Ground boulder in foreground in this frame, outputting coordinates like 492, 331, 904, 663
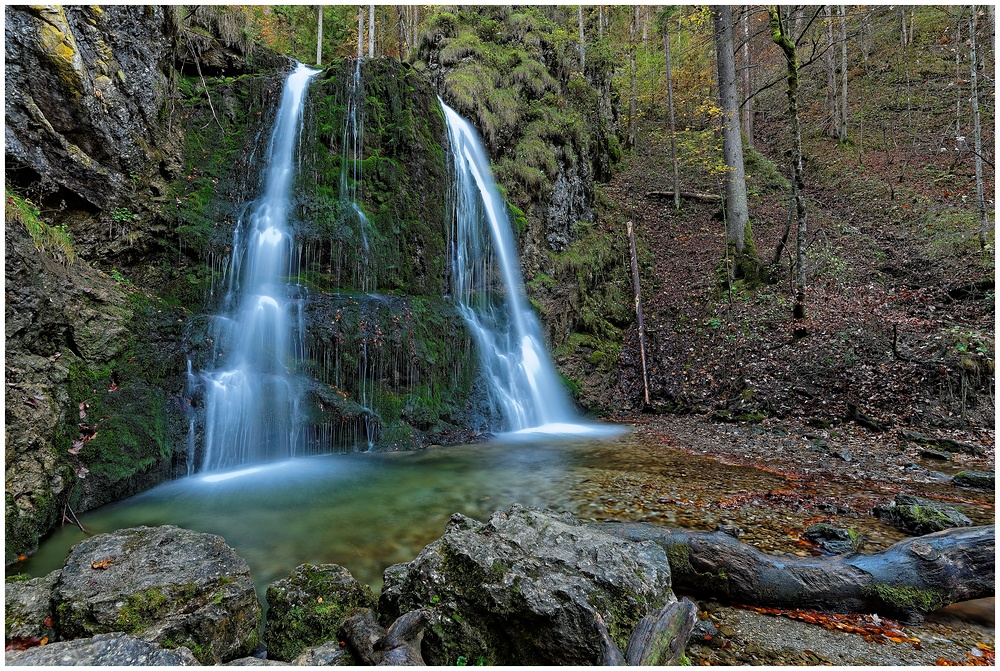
379, 504, 675, 665
51, 525, 260, 664
4, 632, 198, 666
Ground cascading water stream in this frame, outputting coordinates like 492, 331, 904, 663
441, 101, 581, 433
198, 63, 319, 472
341, 58, 373, 290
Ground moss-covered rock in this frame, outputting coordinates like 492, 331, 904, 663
5, 570, 60, 641
298, 58, 450, 297
52, 525, 261, 665
379, 504, 674, 665
803, 523, 863, 555
300, 292, 481, 452
873, 494, 973, 536
263, 563, 376, 662
952, 470, 995, 490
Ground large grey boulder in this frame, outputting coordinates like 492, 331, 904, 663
379, 504, 674, 665
4, 632, 198, 666
263, 563, 375, 662
5, 570, 60, 641
51, 526, 260, 664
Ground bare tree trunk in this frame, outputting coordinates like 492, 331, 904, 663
770, 6, 808, 324
316, 6, 323, 66
714, 5, 755, 277
899, 6, 907, 48
598, 5, 604, 39
956, 17, 963, 138
627, 221, 651, 407
358, 7, 364, 60
598, 523, 996, 621
970, 6, 988, 249
368, 4, 375, 58
578, 5, 586, 74
825, 6, 839, 137
839, 5, 848, 142
396, 6, 405, 61
628, 6, 638, 149
663, 13, 681, 211
740, 6, 753, 146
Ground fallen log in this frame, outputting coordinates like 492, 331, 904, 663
596, 523, 994, 623
645, 189, 722, 203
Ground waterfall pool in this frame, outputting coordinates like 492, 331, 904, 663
7, 427, 732, 596
12, 425, 992, 603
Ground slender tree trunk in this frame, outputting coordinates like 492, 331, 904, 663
368, 4, 375, 58
396, 6, 405, 61
714, 5, 755, 276
578, 5, 586, 74
316, 6, 323, 66
627, 221, 651, 407
839, 5, 848, 142
956, 17, 963, 138
663, 14, 681, 211
770, 6, 808, 324
358, 7, 364, 60
741, 6, 753, 147
825, 7, 839, 138
598, 5, 604, 39
628, 6, 638, 149
413, 6, 419, 50
969, 6, 988, 249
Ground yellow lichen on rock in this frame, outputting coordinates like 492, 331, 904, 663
33, 6, 86, 98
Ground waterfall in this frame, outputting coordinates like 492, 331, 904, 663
340, 58, 373, 291
441, 101, 579, 433
198, 63, 319, 471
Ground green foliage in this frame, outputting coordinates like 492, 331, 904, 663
111, 207, 137, 224
6, 190, 75, 265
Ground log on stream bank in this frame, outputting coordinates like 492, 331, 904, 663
599, 523, 995, 622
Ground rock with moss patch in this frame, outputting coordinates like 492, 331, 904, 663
51, 525, 260, 664
291, 641, 353, 666
379, 504, 674, 665
873, 494, 973, 535
263, 564, 375, 662
5, 570, 60, 641
952, 470, 994, 490
803, 523, 863, 555
4, 632, 198, 666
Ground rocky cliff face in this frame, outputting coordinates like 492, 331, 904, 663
5, 6, 175, 210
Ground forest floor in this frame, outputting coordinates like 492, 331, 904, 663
596, 118, 995, 664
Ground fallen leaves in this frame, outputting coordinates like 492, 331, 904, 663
936, 643, 996, 666
5, 636, 48, 651
739, 605, 922, 648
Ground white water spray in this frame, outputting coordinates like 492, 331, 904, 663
442, 101, 582, 433
198, 63, 319, 471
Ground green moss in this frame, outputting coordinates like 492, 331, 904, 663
864, 583, 947, 613
263, 564, 377, 662
115, 587, 170, 633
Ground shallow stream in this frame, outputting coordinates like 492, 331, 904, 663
12, 427, 994, 603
